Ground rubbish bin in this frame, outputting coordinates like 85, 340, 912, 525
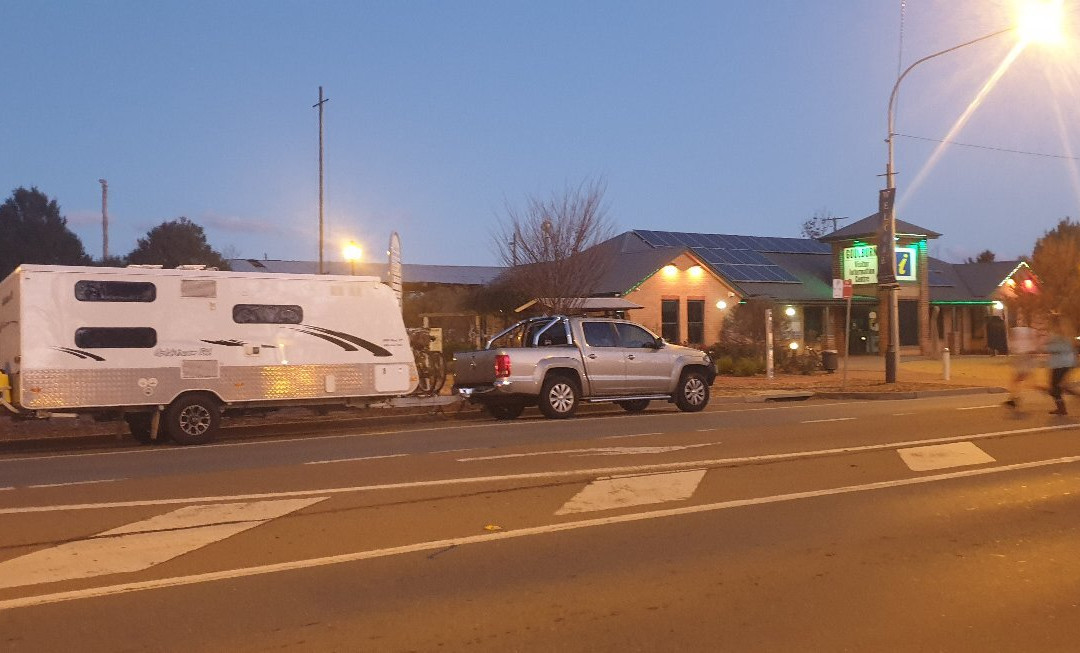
821, 349, 838, 372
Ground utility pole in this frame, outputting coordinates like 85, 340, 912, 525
98, 179, 109, 261
313, 86, 329, 274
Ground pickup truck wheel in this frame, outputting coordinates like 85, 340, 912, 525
674, 371, 709, 412
487, 403, 524, 420
618, 399, 650, 413
539, 375, 579, 419
165, 393, 221, 445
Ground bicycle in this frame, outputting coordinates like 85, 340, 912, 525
407, 328, 446, 396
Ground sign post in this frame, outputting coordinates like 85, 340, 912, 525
834, 279, 853, 388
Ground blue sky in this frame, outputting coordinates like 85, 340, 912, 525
3, 1, 1078, 267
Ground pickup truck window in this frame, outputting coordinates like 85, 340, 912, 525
534, 321, 568, 346
615, 323, 657, 348
490, 323, 526, 348
582, 322, 618, 347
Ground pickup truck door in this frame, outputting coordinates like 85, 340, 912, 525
615, 323, 672, 393
579, 321, 625, 395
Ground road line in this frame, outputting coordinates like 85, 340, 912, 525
26, 479, 125, 489
458, 443, 719, 461
305, 454, 408, 465
4, 455, 1079, 611
0, 497, 326, 590
801, 418, 855, 424
892, 412, 915, 416
600, 432, 662, 440
957, 405, 997, 411
556, 469, 706, 515
2, 423, 1075, 516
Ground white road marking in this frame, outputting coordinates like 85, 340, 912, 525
4, 455, 1080, 612
957, 405, 997, 411
305, 454, 408, 465
801, 418, 855, 424
26, 479, 124, 489
0, 497, 326, 590
3, 423, 1075, 516
898, 442, 996, 471
600, 432, 662, 440
892, 412, 915, 416
556, 469, 706, 515
458, 443, 719, 461
0, 487, 13, 492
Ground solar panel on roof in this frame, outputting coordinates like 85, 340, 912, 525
658, 231, 683, 247
753, 237, 780, 252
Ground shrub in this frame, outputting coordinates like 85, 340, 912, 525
732, 357, 762, 376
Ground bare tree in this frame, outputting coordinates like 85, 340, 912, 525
494, 178, 614, 315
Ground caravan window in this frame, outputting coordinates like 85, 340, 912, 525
75, 327, 157, 348
233, 304, 303, 324
75, 280, 156, 302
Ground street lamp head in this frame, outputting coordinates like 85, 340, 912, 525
343, 241, 362, 263
1017, 0, 1066, 45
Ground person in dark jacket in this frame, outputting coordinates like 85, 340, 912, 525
1045, 317, 1078, 415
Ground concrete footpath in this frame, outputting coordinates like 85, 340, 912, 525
0, 355, 1020, 451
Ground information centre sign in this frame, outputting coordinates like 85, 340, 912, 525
842, 245, 916, 284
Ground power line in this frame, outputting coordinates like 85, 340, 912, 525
895, 133, 1080, 161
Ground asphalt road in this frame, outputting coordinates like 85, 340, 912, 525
4, 393, 1080, 651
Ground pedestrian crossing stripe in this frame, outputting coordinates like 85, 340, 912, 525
897, 441, 995, 472
0, 497, 327, 590
556, 469, 706, 515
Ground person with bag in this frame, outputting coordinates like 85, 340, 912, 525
1004, 322, 1039, 411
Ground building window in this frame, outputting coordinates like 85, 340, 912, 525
75, 280, 156, 303
75, 327, 157, 349
232, 304, 303, 324
661, 299, 680, 343
686, 300, 705, 345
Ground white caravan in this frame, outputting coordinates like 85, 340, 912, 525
0, 265, 422, 444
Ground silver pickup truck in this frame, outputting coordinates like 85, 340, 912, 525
452, 315, 716, 419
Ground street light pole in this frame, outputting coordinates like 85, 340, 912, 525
97, 179, 108, 262
882, 27, 1012, 382
313, 86, 330, 275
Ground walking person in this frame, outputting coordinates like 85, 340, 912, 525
1045, 317, 1078, 415
1004, 322, 1039, 411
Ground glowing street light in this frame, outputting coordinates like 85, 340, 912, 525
343, 241, 362, 276
1018, 0, 1066, 45
880, 5, 1064, 383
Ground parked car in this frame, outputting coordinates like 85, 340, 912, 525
452, 315, 716, 420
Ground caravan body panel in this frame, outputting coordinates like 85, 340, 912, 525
3, 265, 418, 411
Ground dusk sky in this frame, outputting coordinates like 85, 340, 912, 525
3, 1, 1079, 267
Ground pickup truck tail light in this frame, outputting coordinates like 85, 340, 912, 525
494, 354, 511, 378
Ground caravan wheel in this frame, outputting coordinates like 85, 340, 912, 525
165, 394, 221, 445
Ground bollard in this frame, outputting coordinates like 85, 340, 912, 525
942, 347, 950, 381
